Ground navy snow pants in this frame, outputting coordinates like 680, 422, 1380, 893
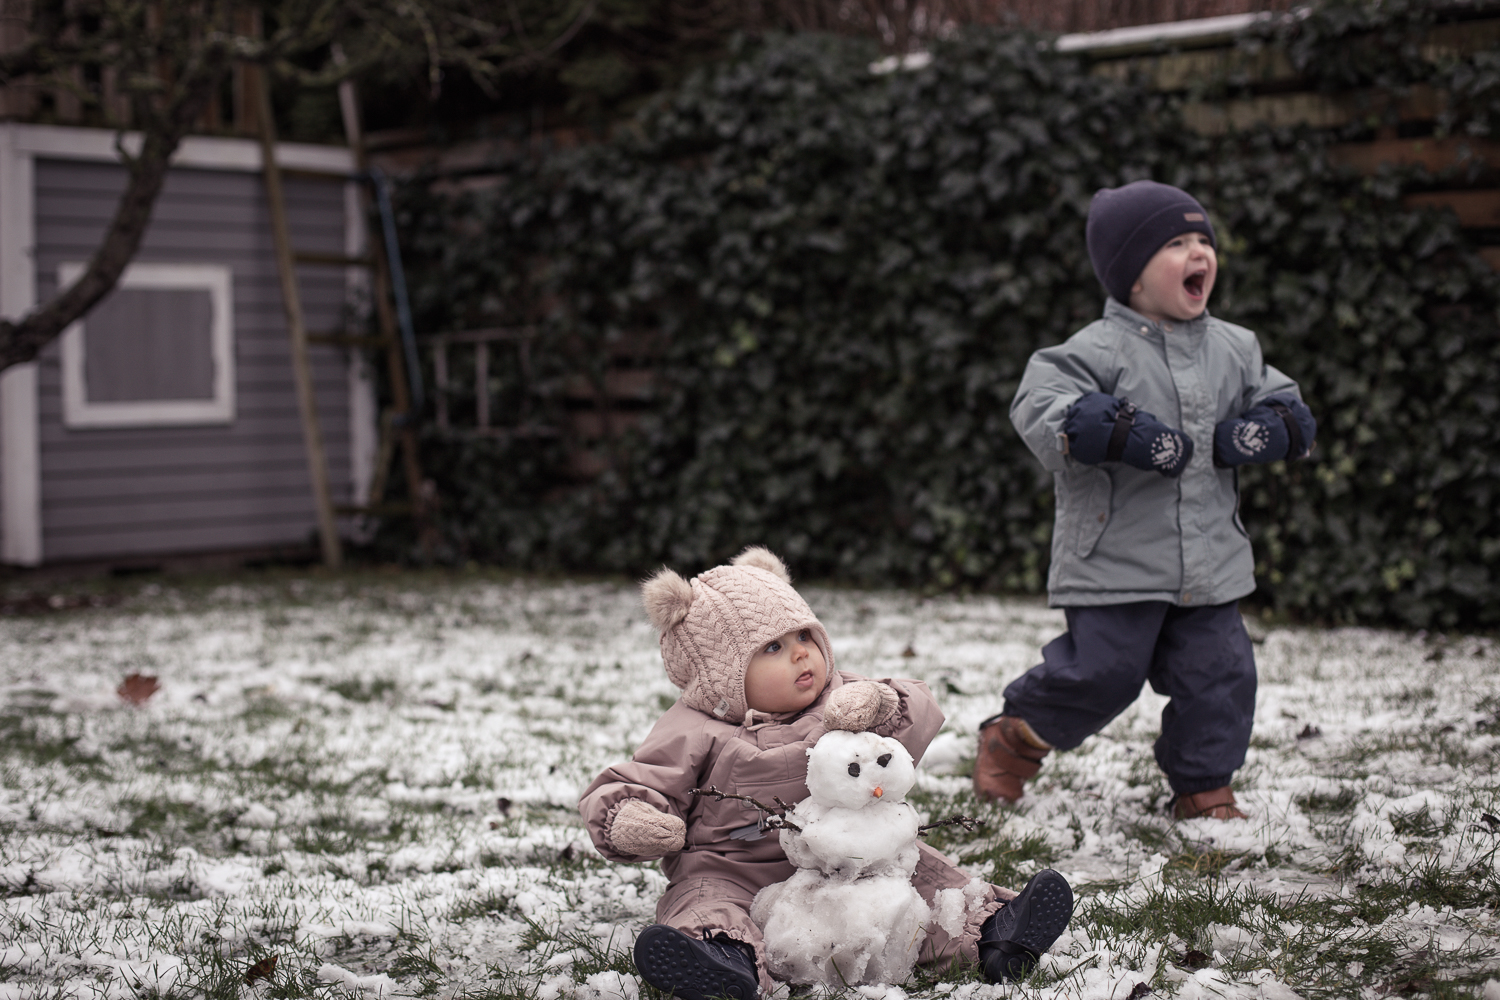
1000, 601, 1256, 796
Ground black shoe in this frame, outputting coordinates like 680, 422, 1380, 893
633, 924, 759, 1000
978, 869, 1074, 983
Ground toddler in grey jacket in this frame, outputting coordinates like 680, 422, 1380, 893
975, 181, 1316, 820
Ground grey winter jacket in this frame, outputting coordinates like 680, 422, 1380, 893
1010, 298, 1302, 608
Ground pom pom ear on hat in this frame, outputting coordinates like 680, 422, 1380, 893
642, 567, 694, 632
731, 545, 792, 583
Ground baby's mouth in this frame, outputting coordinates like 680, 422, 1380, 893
1184, 271, 1206, 297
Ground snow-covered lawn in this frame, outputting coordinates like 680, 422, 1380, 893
1, 573, 1498, 1000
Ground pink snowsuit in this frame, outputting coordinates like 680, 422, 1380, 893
579, 669, 1012, 992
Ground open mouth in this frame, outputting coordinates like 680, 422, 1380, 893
795, 671, 815, 688
1184, 271, 1206, 298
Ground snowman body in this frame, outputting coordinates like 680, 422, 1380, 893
750, 730, 930, 987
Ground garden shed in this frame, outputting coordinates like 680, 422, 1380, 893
0, 122, 375, 568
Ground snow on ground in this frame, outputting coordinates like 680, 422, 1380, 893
0, 574, 1498, 999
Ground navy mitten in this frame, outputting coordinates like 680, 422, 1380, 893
1064, 392, 1194, 477
1213, 394, 1317, 466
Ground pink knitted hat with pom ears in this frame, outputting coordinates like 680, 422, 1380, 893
641, 546, 834, 725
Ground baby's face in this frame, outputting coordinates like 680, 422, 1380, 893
744, 628, 827, 714
1129, 231, 1217, 323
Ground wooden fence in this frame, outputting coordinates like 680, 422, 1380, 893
1075, 11, 1500, 264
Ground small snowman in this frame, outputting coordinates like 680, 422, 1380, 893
750, 729, 931, 987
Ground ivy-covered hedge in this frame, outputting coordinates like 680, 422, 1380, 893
394, 2, 1500, 629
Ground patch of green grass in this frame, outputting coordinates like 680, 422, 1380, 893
243, 755, 383, 800
124, 795, 220, 838
1081, 876, 1255, 946
1165, 848, 1251, 879
111, 732, 219, 777
1120, 820, 1175, 853
389, 946, 443, 995
957, 831, 1059, 887
1123, 751, 1166, 790
240, 694, 297, 728
1296, 786, 1359, 813
566, 929, 637, 982
1369, 855, 1500, 913
1070, 868, 1500, 1000
324, 677, 398, 703
517, 917, 550, 953
448, 891, 511, 922
291, 823, 361, 856
1330, 730, 1494, 771
1388, 805, 1442, 838
0, 712, 105, 772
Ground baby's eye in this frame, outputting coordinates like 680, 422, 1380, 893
798, 630, 811, 641
764, 641, 782, 654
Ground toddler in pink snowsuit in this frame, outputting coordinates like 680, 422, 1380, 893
579, 546, 1073, 998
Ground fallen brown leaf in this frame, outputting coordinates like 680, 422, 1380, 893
117, 674, 160, 706
244, 954, 277, 984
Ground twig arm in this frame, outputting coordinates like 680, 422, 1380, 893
917, 815, 985, 836
690, 785, 785, 816
690, 786, 802, 832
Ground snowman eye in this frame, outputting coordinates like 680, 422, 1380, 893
877, 754, 892, 767
847, 762, 860, 777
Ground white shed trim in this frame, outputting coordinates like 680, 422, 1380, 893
57, 261, 236, 428
1056, 12, 1278, 55
13, 123, 355, 175
0, 125, 40, 566
345, 180, 378, 511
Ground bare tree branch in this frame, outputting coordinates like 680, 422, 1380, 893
0, 2, 234, 369
0, 0, 604, 374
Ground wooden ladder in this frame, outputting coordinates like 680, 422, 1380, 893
254, 67, 435, 567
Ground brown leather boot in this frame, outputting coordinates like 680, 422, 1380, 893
973, 716, 1050, 803
1171, 786, 1247, 820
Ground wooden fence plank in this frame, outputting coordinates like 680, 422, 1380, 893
1329, 137, 1500, 174
1403, 190, 1500, 228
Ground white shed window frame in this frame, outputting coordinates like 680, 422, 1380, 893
58, 261, 235, 428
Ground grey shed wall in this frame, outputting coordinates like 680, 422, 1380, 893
33, 158, 354, 561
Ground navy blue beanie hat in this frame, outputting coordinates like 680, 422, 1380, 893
1086, 180, 1216, 304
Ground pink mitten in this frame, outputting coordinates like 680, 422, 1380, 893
609, 799, 686, 857
822, 680, 900, 732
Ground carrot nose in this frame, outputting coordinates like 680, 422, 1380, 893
872, 787, 883, 798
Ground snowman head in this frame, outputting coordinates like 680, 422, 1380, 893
805, 729, 916, 810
